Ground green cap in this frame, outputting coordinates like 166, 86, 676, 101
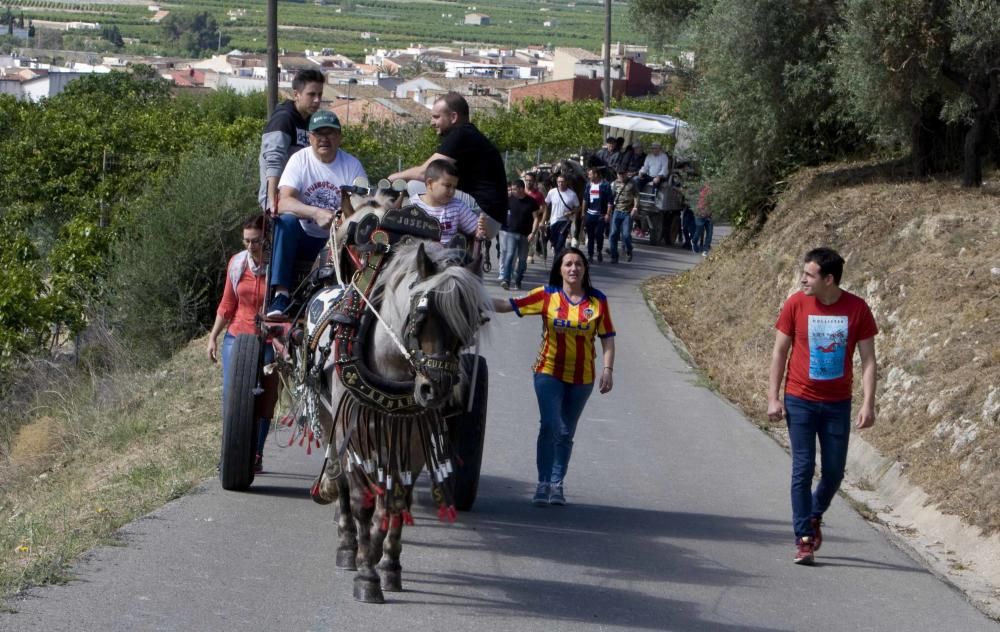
309, 110, 342, 131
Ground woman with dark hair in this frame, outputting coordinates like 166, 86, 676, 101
207, 215, 278, 473
493, 247, 616, 505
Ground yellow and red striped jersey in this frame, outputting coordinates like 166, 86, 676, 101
510, 285, 616, 384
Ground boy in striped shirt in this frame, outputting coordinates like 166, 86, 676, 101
411, 159, 485, 246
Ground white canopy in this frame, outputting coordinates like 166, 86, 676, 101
598, 108, 696, 160
598, 109, 689, 135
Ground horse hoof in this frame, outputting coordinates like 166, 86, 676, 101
336, 549, 358, 570
353, 580, 385, 604
310, 479, 335, 505
380, 570, 402, 592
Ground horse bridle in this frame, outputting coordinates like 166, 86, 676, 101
402, 290, 461, 391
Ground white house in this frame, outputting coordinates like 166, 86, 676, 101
464, 13, 490, 26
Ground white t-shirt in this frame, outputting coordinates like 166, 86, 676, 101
411, 195, 480, 246
278, 147, 367, 238
544, 187, 579, 225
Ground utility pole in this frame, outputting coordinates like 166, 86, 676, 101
602, 0, 611, 112
266, 0, 278, 116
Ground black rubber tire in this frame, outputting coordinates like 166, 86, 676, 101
648, 213, 664, 246
220, 334, 261, 491
448, 354, 488, 511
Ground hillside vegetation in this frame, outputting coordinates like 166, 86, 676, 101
646, 161, 1000, 534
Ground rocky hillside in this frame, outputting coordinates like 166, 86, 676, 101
645, 161, 1000, 534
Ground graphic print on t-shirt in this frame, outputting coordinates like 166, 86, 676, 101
808, 315, 847, 380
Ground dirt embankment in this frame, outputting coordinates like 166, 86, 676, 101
645, 161, 1000, 534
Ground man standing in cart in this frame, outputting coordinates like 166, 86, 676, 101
389, 92, 508, 228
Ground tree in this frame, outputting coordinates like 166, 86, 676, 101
836, 0, 1000, 187
683, 0, 858, 223
161, 11, 229, 57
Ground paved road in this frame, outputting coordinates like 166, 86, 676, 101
6, 232, 997, 631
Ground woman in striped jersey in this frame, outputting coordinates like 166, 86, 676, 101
493, 247, 616, 506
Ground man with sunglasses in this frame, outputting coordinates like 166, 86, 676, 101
266, 111, 367, 318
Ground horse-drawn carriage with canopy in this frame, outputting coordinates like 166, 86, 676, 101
218, 178, 491, 602
598, 108, 697, 247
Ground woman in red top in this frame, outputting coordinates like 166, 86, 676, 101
494, 247, 616, 506
207, 215, 277, 472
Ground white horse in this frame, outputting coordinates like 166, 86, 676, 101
308, 233, 489, 603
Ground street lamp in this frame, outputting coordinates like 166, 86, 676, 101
345, 78, 358, 126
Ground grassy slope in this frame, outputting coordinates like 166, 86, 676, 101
645, 161, 1000, 534
0, 336, 221, 602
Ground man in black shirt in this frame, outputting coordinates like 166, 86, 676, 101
389, 92, 508, 226
499, 179, 540, 291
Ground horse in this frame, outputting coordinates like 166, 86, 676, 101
307, 233, 490, 604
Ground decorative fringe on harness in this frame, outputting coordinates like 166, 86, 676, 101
329, 391, 458, 525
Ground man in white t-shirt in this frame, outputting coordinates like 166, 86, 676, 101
543, 175, 580, 255
636, 142, 669, 190
267, 110, 367, 318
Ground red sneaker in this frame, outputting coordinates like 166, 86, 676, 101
794, 537, 815, 565
810, 517, 823, 552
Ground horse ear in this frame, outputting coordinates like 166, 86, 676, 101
465, 253, 483, 278
416, 242, 437, 280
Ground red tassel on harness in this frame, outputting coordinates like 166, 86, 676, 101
380, 515, 389, 532
402, 510, 415, 526
390, 514, 402, 530
454, 454, 465, 467
310, 479, 322, 499
361, 488, 376, 509
279, 414, 294, 427
305, 430, 313, 455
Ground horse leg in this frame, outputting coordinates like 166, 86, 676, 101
352, 486, 385, 604
377, 487, 411, 592
335, 475, 357, 570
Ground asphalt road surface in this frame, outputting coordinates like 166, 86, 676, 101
6, 231, 997, 631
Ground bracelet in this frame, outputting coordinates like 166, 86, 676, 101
603, 367, 613, 372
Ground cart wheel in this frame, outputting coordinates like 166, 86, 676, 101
448, 354, 488, 511
220, 334, 261, 491
648, 213, 664, 246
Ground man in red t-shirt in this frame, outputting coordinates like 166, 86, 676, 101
767, 247, 878, 565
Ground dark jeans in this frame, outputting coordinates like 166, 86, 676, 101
270, 213, 327, 290
694, 216, 713, 252
584, 213, 605, 259
785, 394, 852, 538
549, 219, 571, 255
533, 372, 594, 485
608, 211, 633, 260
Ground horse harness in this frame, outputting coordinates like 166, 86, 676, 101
305, 205, 465, 521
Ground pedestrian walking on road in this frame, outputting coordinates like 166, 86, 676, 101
207, 215, 279, 473
493, 247, 616, 506
767, 247, 878, 565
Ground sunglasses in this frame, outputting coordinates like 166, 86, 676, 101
243, 238, 264, 245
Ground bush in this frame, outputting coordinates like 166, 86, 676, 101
109, 146, 258, 363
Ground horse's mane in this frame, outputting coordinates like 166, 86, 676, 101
370, 239, 488, 348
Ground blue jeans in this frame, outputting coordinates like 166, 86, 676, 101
533, 372, 594, 485
785, 394, 852, 538
270, 213, 327, 290
584, 213, 605, 259
501, 231, 529, 285
222, 333, 275, 455
608, 211, 633, 260
694, 216, 713, 252
549, 220, 571, 255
